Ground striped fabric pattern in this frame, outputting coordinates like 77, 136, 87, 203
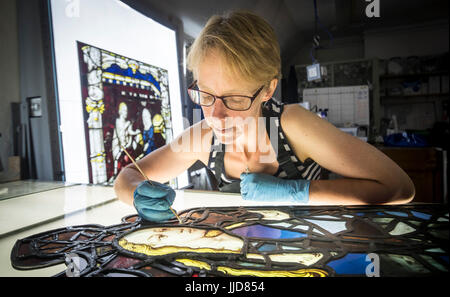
268, 99, 322, 182
208, 98, 322, 185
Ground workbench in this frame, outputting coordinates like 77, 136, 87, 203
2, 184, 448, 277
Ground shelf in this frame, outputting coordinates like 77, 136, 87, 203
380, 71, 449, 80
381, 93, 449, 99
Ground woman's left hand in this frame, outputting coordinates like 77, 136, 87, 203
240, 173, 310, 203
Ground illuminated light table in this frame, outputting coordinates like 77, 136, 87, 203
10, 189, 449, 277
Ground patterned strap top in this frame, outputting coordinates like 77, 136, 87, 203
207, 98, 322, 193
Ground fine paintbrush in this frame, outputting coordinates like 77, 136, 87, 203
243, 146, 250, 174
120, 146, 183, 224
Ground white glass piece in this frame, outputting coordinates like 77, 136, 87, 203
292, 225, 309, 231
267, 222, 293, 229
304, 219, 347, 234
373, 218, 395, 223
425, 248, 446, 253
389, 222, 415, 235
281, 245, 302, 251
313, 228, 325, 235
247, 210, 290, 221
311, 215, 338, 219
121, 227, 244, 253
247, 253, 323, 266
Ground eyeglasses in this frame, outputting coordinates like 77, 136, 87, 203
187, 80, 264, 111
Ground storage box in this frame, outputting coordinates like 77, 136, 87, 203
0, 156, 21, 183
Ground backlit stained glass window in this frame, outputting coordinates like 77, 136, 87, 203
77, 42, 173, 185
11, 204, 449, 277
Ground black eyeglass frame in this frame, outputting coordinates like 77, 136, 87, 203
187, 80, 265, 111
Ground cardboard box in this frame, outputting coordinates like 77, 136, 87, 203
0, 156, 21, 183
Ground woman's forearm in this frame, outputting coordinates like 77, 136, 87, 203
308, 178, 415, 205
113, 166, 146, 206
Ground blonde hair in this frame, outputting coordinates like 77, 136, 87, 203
186, 11, 281, 85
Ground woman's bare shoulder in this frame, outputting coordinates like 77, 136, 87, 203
281, 103, 312, 121
279, 103, 339, 162
280, 103, 332, 135
278, 104, 312, 161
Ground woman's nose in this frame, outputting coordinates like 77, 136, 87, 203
211, 98, 229, 120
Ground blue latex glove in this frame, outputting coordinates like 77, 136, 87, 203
240, 173, 310, 203
133, 180, 176, 222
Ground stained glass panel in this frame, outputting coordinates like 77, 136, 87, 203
77, 42, 172, 184
10, 205, 449, 277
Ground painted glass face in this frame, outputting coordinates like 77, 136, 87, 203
119, 227, 244, 256
11, 205, 449, 277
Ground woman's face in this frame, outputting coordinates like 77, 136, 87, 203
196, 50, 272, 145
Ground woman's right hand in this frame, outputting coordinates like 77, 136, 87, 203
133, 180, 176, 222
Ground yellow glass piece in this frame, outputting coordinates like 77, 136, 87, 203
136, 133, 143, 146
85, 102, 105, 114
119, 239, 241, 257
90, 158, 105, 163
224, 222, 246, 230
175, 258, 328, 277
153, 114, 164, 129
204, 230, 223, 237
175, 259, 211, 271
217, 266, 328, 277
246, 253, 264, 260
175, 257, 328, 276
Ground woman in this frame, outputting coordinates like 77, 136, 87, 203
114, 11, 415, 222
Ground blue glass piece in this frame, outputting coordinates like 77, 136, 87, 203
411, 211, 432, 220
281, 245, 302, 251
230, 224, 307, 239
258, 244, 277, 252
440, 256, 449, 264
384, 211, 408, 217
327, 253, 369, 275
356, 213, 365, 216
236, 261, 266, 268
104, 64, 161, 91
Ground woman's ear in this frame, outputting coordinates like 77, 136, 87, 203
261, 78, 278, 102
